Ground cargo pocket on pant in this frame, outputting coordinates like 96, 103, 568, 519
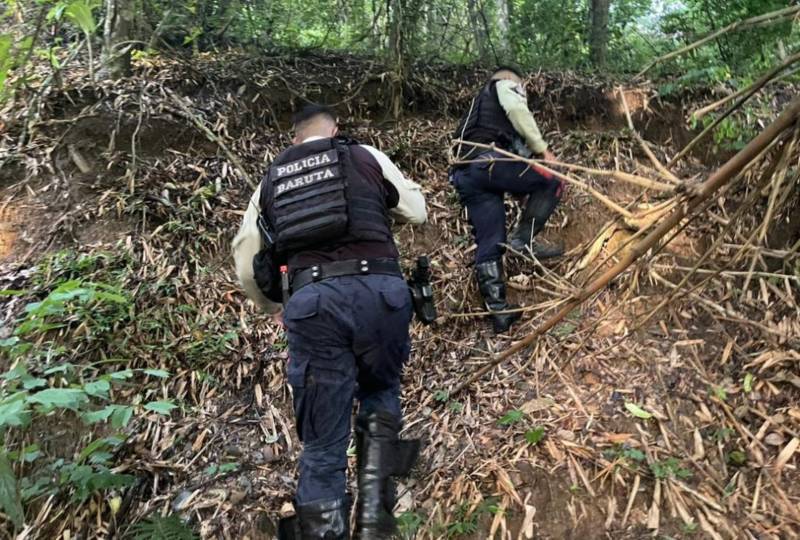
380, 287, 410, 311
286, 291, 320, 321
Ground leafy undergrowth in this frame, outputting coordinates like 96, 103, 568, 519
1, 52, 799, 539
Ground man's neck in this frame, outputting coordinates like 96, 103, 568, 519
299, 135, 327, 143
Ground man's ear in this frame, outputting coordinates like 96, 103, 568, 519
291, 134, 300, 144
332, 126, 339, 138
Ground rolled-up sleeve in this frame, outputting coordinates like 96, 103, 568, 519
496, 79, 548, 155
231, 186, 281, 314
360, 144, 427, 224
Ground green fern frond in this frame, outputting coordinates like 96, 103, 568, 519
128, 514, 198, 540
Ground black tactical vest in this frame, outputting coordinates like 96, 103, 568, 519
453, 80, 518, 162
260, 137, 394, 259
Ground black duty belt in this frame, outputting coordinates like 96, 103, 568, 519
291, 258, 402, 293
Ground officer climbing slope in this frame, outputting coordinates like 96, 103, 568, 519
232, 104, 427, 539
450, 65, 565, 334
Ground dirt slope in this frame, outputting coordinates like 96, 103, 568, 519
1, 52, 799, 539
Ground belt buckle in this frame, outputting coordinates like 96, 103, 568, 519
311, 265, 322, 281
359, 260, 369, 274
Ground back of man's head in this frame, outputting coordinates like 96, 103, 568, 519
490, 65, 524, 84
292, 104, 338, 144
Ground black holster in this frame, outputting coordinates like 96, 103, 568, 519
355, 411, 420, 539
408, 255, 437, 325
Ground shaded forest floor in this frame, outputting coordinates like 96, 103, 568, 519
1, 52, 799, 539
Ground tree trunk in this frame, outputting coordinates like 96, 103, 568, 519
102, 0, 134, 79
495, 0, 510, 55
589, 0, 610, 68
467, 0, 488, 61
388, 0, 405, 119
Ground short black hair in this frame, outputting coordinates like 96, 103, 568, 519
492, 64, 524, 79
292, 104, 337, 131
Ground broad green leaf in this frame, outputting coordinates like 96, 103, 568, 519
143, 369, 170, 379
8, 444, 41, 463
624, 402, 652, 420
78, 438, 110, 464
0, 451, 23, 528
110, 405, 133, 429
82, 406, 114, 424
29, 388, 88, 410
0, 336, 20, 348
144, 400, 177, 415
109, 369, 134, 380
0, 399, 31, 428
84, 380, 110, 398
64, 0, 99, 35
44, 363, 74, 375
22, 377, 47, 390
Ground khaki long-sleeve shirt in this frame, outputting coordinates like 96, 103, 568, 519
231, 137, 427, 313
495, 79, 549, 155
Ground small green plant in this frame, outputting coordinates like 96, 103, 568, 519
727, 450, 747, 466
446, 502, 480, 537
710, 386, 727, 402
498, 409, 524, 426
553, 321, 576, 337
682, 521, 698, 534
447, 400, 463, 413
205, 462, 240, 475
712, 427, 734, 442
524, 427, 545, 445
650, 458, 692, 480
128, 514, 198, 540
397, 511, 425, 540
433, 390, 449, 402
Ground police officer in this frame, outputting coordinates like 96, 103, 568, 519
450, 65, 564, 334
232, 105, 427, 539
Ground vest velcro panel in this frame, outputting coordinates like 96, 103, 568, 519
271, 142, 348, 252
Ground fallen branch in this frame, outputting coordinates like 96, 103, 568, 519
618, 87, 681, 184
447, 95, 800, 398
636, 5, 800, 77
164, 88, 258, 190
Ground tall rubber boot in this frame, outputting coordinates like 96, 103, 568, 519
355, 411, 420, 540
277, 497, 351, 540
476, 259, 521, 334
509, 193, 564, 259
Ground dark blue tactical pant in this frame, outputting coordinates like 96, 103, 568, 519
284, 274, 413, 505
451, 151, 564, 264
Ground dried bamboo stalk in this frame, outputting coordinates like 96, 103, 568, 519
618, 87, 681, 184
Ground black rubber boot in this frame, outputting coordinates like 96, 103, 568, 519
476, 259, 522, 334
278, 497, 351, 540
509, 194, 564, 259
355, 411, 420, 540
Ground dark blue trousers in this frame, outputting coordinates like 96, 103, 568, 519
451, 151, 563, 264
284, 274, 413, 505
